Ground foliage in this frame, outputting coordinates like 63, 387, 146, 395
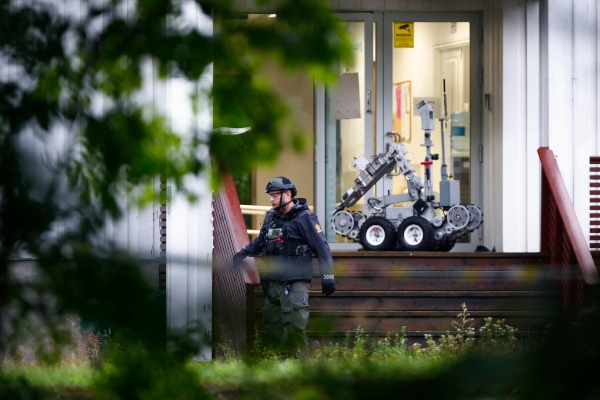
3, 294, 600, 399
0, 0, 352, 398
1, 0, 599, 398
243, 304, 520, 364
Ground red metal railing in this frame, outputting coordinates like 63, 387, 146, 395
538, 148, 599, 312
212, 173, 260, 355
591, 156, 600, 252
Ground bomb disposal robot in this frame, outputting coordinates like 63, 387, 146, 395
330, 96, 483, 252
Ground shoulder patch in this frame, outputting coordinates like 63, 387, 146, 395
315, 224, 323, 233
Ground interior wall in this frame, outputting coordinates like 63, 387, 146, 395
339, 21, 367, 208
392, 22, 440, 166
391, 22, 470, 201
251, 62, 315, 229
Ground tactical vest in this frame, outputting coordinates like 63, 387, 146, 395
261, 212, 312, 262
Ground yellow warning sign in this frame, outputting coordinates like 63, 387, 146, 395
394, 22, 414, 48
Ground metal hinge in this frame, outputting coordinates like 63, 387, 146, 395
478, 144, 483, 163
478, 67, 483, 85
478, 25, 483, 44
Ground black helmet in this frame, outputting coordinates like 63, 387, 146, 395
265, 176, 297, 197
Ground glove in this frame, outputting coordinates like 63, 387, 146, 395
322, 282, 336, 297
232, 250, 247, 268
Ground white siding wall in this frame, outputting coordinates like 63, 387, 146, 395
570, 0, 598, 248
502, 1, 529, 252
495, 0, 600, 251
163, 6, 214, 361
495, 0, 543, 252
525, 0, 541, 252
164, 74, 213, 360
481, 0, 504, 252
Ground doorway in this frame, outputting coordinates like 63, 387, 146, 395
316, 12, 483, 251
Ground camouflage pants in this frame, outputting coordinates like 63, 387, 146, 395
262, 280, 310, 351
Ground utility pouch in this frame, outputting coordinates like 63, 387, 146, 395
295, 245, 312, 262
260, 276, 270, 297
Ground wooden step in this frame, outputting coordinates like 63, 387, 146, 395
248, 252, 562, 345
257, 251, 554, 272
253, 309, 557, 335
311, 276, 555, 292
260, 290, 562, 312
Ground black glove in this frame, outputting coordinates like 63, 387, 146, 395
322, 282, 336, 297
232, 250, 247, 268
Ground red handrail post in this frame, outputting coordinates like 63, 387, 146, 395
540, 166, 550, 253
538, 147, 599, 315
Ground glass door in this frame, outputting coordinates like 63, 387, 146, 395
316, 13, 381, 247
381, 13, 483, 251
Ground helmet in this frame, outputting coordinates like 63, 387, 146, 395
265, 176, 297, 197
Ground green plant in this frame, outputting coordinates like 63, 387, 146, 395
316, 326, 370, 361
215, 337, 236, 362
369, 327, 409, 361
478, 317, 518, 353
351, 325, 368, 360
246, 325, 286, 361
422, 303, 477, 357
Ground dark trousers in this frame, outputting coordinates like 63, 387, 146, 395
262, 280, 310, 351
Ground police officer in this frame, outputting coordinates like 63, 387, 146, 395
233, 176, 336, 353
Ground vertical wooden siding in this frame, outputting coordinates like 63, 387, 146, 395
212, 173, 260, 355
591, 157, 600, 252
159, 176, 167, 289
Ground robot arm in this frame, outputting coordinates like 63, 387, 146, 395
389, 143, 423, 200
333, 141, 422, 213
334, 151, 395, 212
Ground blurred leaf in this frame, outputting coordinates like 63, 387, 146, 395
0, 1, 353, 395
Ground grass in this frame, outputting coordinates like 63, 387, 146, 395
1, 301, 595, 399
1, 364, 97, 388
1, 354, 521, 399
0, 354, 475, 399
